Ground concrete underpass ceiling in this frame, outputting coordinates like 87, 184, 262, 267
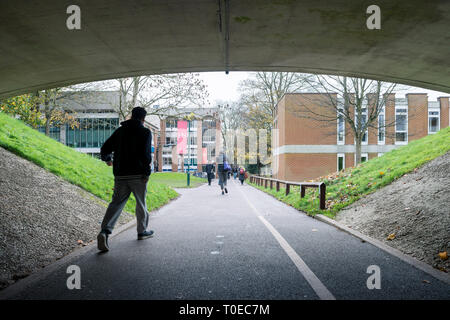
0, 0, 449, 100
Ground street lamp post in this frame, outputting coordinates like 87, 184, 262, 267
187, 119, 190, 186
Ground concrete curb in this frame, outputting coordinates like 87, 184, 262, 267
0, 218, 137, 300
314, 214, 450, 286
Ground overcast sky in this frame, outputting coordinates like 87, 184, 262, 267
199, 71, 449, 106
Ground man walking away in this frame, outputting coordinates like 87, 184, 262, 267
216, 151, 230, 195
205, 160, 215, 186
97, 107, 154, 252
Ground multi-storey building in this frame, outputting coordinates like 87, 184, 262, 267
158, 108, 221, 173
272, 93, 449, 181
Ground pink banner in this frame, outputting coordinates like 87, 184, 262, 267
202, 147, 207, 164
177, 121, 187, 155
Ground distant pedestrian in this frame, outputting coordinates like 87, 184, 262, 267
216, 151, 231, 195
205, 160, 215, 186
238, 167, 246, 185
233, 166, 238, 179
97, 107, 154, 252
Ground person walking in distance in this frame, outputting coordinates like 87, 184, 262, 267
205, 160, 215, 186
238, 167, 246, 185
216, 151, 230, 195
97, 107, 154, 252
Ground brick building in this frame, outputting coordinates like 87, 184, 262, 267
272, 93, 449, 181
158, 108, 221, 173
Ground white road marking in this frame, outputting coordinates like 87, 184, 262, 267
235, 181, 336, 300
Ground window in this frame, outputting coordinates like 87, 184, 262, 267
163, 157, 172, 166
66, 118, 119, 149
165, 137, 176, 145
337, 110, 345, 145
355, 107, 368, 145
166, 119, 177, 129
395, 107, 408, 144
355, 153, 368, 163
337, 153, 345, 171
361, 153, 368, 163
428, 111, 440, 134
378, 107, 385, 144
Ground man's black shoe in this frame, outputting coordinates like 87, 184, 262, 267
97, 232, 109, 252
138, 230, 154, 240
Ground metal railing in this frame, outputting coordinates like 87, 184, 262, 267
249, 175, 326, 210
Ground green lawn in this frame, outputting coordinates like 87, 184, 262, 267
150, 172, 206, 188
250, 126, 450, 218
0, 112, 178, 214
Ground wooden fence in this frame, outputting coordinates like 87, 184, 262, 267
249, 175, 326, 210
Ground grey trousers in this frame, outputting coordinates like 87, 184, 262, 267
101, 176, 149, 234
218, 171, 227, 190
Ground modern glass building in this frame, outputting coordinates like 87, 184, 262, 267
65, 118, 119, 149
37, 91, 121, 157
37, 91, 161, 162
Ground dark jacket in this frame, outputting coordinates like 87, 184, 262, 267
101, 119, 152, 177
205, 163, 215, 176
216, 153, 228, 173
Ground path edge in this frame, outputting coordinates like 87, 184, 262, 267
0, 218, 137, 300
314, 214, 450, 285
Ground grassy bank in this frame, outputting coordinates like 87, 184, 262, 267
150, 172, 206, 188
0, 113, 178, 213
249, 126, 450, 218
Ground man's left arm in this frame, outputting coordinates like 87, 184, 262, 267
143, 130, 152, 171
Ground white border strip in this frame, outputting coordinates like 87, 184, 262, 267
237, 182, 335, 300
273, 144, 399, 155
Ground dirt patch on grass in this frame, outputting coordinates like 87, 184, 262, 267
0, 147, 133, 290
336, 151, 450, 273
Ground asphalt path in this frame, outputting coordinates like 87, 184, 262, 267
3, 178, 450, 300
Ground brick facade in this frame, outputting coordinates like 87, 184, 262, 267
273, 93, 449, 182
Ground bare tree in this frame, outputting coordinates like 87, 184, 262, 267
239, 72, 313, 122
236, 72, 313, 172
292, 75, 398, 165
114, 74, 209, 120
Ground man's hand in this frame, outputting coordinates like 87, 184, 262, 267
106, 161, 113, 166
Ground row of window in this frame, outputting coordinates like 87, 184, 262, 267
337, 107, 440, 145
66, 118, 119, 148
162, 157, 198, 166
37, 118, 119, 148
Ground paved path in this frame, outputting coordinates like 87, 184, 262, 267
3, 179, 450, 300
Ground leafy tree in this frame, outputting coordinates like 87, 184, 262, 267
0, 94, 44, 128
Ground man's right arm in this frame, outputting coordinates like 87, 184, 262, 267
101, 131, 115, 162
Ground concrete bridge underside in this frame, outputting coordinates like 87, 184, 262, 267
0, 0, 449, 100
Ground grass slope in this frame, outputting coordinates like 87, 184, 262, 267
250, 127, 450, 218
0, 113, 178, 214
150, 172, 206, 188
